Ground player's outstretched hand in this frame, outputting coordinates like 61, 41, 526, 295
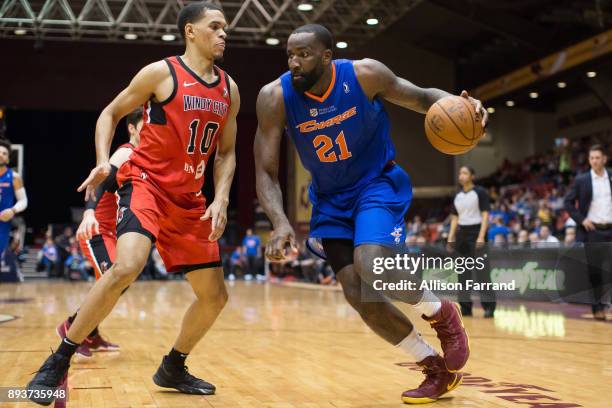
460, 90, 488, 129
266, 224, 298, 263
201, 199, 228, 241
77, 209, 100, 241
78, 162, 112, 202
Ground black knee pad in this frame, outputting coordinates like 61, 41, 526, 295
322, 238, 354, 273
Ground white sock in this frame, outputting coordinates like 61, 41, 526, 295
397, 330, 437, 362
413, 290, 442, 317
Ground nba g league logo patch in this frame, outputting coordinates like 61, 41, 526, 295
310, 108, 318, 117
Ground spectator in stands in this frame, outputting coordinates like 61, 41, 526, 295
54, 226, 74, 278
564, 144, 612, 320
564, 227, 576, 246
487, 216, 509, 242
64, 246, 89, 281
493, 233, 506, 247
537, 201, 553, 226
242, 228, 262, 281
409, 215, 423, 236
38, 236, 58, 275
528, 231, 539, 246
536, 225, 560, 247
228, 246, 245, 281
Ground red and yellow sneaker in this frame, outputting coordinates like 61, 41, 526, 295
402, 354, 463, 404
422, 300, 469, 372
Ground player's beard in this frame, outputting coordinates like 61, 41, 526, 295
291, 65, 323, 93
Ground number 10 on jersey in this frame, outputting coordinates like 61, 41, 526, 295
187, 119, 219, 179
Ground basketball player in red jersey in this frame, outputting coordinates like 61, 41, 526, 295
27, 3, 238, 404
55, 109, 143, 358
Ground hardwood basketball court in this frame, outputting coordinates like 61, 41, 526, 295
0, 280, 609, 407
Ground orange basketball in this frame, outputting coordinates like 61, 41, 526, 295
424, 95, 483, 155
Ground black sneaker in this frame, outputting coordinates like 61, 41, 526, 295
153, 356, 215, 395
27, 353, 70, 406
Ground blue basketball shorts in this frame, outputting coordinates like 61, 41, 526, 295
308, 164, 412, 252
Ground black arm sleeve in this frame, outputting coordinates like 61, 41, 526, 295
475, 186, 490, 212
450, 195, 458, 215
84, 165, 119, 210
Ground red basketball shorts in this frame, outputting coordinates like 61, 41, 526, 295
116, 161, 221, 273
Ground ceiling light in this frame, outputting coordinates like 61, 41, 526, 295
587, 71, 597, 78
529, 92, 539, 99
487, 107, 495, 114
336, 41, 348, 49
124, 33, 138, 40
506, 100, 515, 107
161, 34, 176, 41
14, 28, 27, 35
557, 81, 567, 88
266, 37, 280, 46
366, 18, 379, 26
297, 3, 313, 11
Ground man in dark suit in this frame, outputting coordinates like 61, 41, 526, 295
564, 144, 612, 320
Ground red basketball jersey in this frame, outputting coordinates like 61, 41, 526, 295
96, 143, 134, 235
132, 56, 232, 195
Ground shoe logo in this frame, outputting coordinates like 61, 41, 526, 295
447, 374, 460, 391
184, 81, 198, 87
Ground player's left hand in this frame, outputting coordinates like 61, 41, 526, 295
201, 199, 228, 241
0, 209, 15, 222
460, 90, 488, 129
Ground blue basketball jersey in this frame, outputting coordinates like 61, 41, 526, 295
0, 168, 15, 213
281, 59, 396, 195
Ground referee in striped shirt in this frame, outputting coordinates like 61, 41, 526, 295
447, 166, 496, 318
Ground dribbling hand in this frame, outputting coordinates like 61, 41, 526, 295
78, 162, 111, 202
460, 90, 488, 129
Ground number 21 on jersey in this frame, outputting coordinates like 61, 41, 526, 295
313, 131, 352, 163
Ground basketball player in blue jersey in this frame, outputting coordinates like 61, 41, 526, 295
0, 139, 28, 255
255, 24, 488, 404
